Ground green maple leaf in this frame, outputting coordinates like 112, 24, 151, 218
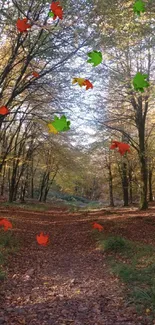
87, 51, 102, 67
51, 115, 70, 132
133, 72, 150, 92
133, 0, 145, 16
48, 11, 54, 17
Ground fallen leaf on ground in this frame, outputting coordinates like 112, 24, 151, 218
0, 218, 12, 231
92, 222, 103, 232
36, 232, 49, 246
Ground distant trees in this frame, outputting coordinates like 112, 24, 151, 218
90, 0, 155, 209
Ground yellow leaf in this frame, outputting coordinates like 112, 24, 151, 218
75, 290, 80, 294
72, 78, 85, 87
47, 123, 58, 134
146, 308, 151, 314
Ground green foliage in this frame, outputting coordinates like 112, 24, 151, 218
0, 231, 19, 280
98, 233, 155, 315
102, 236, 131, 252
0, 271, 6, 281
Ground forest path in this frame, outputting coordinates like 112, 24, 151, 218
0, 205, 150, 325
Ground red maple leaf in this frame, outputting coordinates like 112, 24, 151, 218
83, 79, 93, 90
110, 141, 130, 156
0, 106, 9, 115
0, 218, 12, 231
32, 71, 40, 78
36, 232, 49, 246
92, 222, 103, 232
16, 18, 31, 33
50, 2, 63, 20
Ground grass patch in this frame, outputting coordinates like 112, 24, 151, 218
0, 231, 19, 281
1, 202, 50, 211
101, 236, 132, 253
97, 233, 155, 317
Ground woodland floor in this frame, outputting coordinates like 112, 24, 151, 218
1, 202, 155, 324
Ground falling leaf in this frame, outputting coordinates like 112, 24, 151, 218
50, 2, 63, 20
16, 18, 31, 33
32, 71, 40, 78
0, 218, 12, 231
92, 222, 103, 232
87, 51, 102, 66
48, 115, 70, 133
47, 123, 59, 134
133, 72, 150, 92
72, 78, 93, 90
110, 141, 130, 156
72, 78, 85, 87
36, 232, 49, 246
145, 308, 151, 314
83, 79, 93, 90
0, 106, 9, 115
48, 11, 55, 17
133, 0, 145, 16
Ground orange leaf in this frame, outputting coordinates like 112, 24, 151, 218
92, 222, 103, 232
0, 218, 12, 231
83, 79, 93, 90
0, 106, 9, 115
110, 140, 130, 155
16, 18, 31, 33
32, 71, 40, 78
36, 232, 49, 246
50, 2, 63, 20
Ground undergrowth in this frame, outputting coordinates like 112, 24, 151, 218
97, 232, 155, 320
0, 231, 19, 280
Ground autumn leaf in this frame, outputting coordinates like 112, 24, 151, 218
16, 18, 31, 33
32, 71, 40, 78
36, 232, 49, 246
50, 2, 63, 20
0, 218, 13, 231
83, 79, 93, 90
133, 72, 150, 92
72, 78, 93, 90
48, 11, 55, 18
72, 78, 85, 87
87, 51, 102, 66
110, 141, 130, 156
133, 0, 145, 16
47, 123, 59, 134
0, 106, 9, 115
92, 222, 103, 232
48, 115, 70, 133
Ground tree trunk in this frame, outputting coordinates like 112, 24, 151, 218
138, 123, 148, 210
128, 166, 133, 204
38, 172, 48, 202
121, 160, 129, 206
1, 164, 6, 196
31, 160, 34, 199
108, 164, 114, 207
20, 181, 26, 203
148, 169, 153, 202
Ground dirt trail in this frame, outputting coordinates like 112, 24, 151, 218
0, 207, 148, 325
